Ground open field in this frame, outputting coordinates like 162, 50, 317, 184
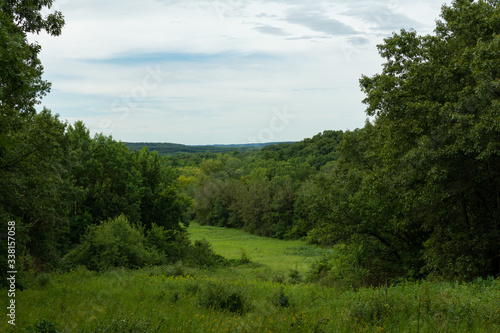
2, 224, 499, 332
187, 222, 328, 275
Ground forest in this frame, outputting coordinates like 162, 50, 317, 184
1, 0, 499, 331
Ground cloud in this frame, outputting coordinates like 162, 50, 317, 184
84, 52, 283, 68
253, 25, 289, 36
285, 10, 357, 36
285, 35, 331, 41
347, 36, 370, 46
347, 5, 423, 33
33, 0, 444, 144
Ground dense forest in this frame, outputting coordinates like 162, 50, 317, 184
125, 142, 284, 155
1, 0, 499, 297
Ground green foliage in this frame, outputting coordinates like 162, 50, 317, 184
358, 0, 500, 279
63, 215, 160, 271
198, 281, 249, 314
238, 248, 252, 264
187, 239, 226, 268
348, 288, 395, 326
0, 0, 66, 276
23, 319, 61, 333
272, 287, 290, 307
145, 224, 190, 262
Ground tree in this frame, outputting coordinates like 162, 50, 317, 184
359, 0, 500, 279
0, 0, 64, 152
1, 0, 65, 280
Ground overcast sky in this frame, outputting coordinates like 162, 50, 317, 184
32, 0, 448, 145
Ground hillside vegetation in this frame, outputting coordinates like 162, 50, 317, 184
4, 225, 499, 332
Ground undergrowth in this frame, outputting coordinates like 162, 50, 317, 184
3, 264, 499, 333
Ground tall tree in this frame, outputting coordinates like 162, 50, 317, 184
359, 0, 500, 279
0, 0, 65, 279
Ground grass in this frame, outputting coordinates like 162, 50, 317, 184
2, 224, 499, 332
3, 266, 499, 332
187, 222, 327, 275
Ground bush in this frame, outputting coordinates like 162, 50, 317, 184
198, 282, 248, 314
63, 215, 160, 271
23, 319, 61, 333
288, 268, 302, 284
145, 223, 190, 262
186, 238, 226, 268
34, 273, 51, 289
348, 290, 394, 325
307, 246, 378, 289
271, 287, 289, 307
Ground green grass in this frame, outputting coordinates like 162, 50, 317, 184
2, 224, 499, 332
3, 266, 499, 332
187, 222, 327, 275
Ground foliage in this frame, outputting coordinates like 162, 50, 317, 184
357, 0, 500, 279
6, 265, 499, 332
272, 287, 290, 307
198, 281, 249, 314
186, 238, 226, 268
0, 0, 66, 278
63, 215, 160, 271
22, 319, 61, 333
145, 223, 190, 262
189, 131, 339, 239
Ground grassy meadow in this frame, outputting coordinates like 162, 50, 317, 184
2, 223, 499, 333
187, 222, 328, 275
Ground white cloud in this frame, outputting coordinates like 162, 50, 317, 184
32, 0, 446, 144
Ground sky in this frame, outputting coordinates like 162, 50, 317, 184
32, 0, 448, 145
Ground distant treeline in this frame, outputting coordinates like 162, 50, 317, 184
125, 142, 290, 155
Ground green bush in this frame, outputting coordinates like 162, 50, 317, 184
23, 319, 61, 333
63, 215, 160, 271
348, 290, 394, 325
307, 246, 379, 289
271, 287, 290, 308
198, 282, 248, 314
145, 223, 190, 262
288, 268, 302, 284
34, 273, 51, 289
186, 238, 226, 268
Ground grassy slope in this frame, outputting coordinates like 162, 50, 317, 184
187, 222, 325, 275
3, 224, 499, 332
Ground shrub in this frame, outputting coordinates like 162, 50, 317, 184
307, 248, 373, 290
145, 223, 190, 262
24, 319, 61, 333
288, 268, 302, 284
198, 282, 248, 314
34, 273, 51, 289
239, 248, 252, 264
63, 215, 160, 271
271, 287, 289, 308
186, 238, 226, 268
